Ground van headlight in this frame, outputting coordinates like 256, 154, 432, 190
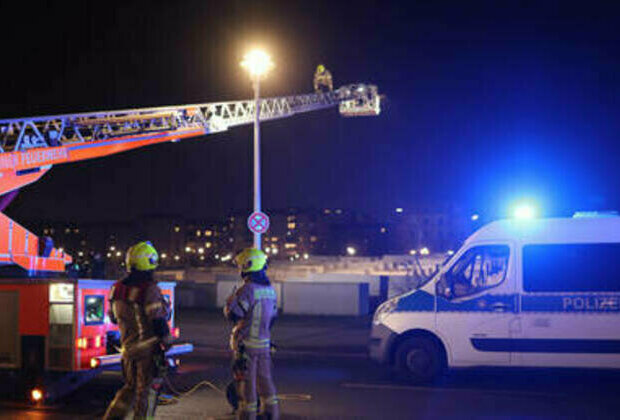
373, 298, 398, 325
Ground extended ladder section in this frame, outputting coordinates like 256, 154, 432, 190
0, 84, 380, 273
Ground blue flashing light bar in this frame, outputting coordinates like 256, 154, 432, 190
572, 211, 619, 219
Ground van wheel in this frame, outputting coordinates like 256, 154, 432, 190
395, 337, 443, 383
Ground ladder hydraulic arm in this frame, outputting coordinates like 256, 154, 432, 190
0, 84, 380, 274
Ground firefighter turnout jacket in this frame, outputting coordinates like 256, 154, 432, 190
103, 271, 171, 420
224, 274, 277, 351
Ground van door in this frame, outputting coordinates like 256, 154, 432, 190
519, 243, 620, 368
435, 244, 518, 366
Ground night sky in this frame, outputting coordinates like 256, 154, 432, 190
2, 1, 620, 224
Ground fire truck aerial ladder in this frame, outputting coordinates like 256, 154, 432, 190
0, 84, 380, 274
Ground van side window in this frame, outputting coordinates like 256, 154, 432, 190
523, 243, 620, 292
437, 245, 510, 299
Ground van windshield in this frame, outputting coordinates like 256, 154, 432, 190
436, 245, 510, 299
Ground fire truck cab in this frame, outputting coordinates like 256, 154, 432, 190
0, 277, 191, 403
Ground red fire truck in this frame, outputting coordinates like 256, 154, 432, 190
0, 276, 191, 403
0, 81, 380, 403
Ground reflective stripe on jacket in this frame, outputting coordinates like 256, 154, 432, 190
225, 281, 277, 350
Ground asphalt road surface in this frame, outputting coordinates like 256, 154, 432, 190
2, 311, 620, 419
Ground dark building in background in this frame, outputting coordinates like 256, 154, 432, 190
24, 206, 475, 272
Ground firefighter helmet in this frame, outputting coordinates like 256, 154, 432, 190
234, 248, 267, 273
126, 241, 159, 272
317, 64, 325, 73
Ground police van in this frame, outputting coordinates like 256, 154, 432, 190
370, 215, 620, 382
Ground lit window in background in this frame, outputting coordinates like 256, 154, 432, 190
287, 222, 296, 229
196, 230, 202, 237
310, 236, 318, 242
335, 209, 342, 214
205, 242, 212, 248
395, 208, 404, 213
324, 209, 331, 215
409, 249, 417, 255
174, 226, 180, 233
205, 230, 212, 236
380, 227, 387, 233
174, 255, 180, 261
346, 246, 357, 256
161, 253, 168, 259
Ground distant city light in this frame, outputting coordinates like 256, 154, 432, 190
198, 248, 204, 254
346, 246, 357, 256
78, 251, 84, 257
205, 230, 212, 236
447, 250, 455, 255
221, 254, 233, 262
215, 254, 220, 260
272, 248, 279, 255
409, 249, 417, 255
471, 214, 479, 221
265, 247, 271, 254
116, 251, 121, 257
185, 246, 191, 253
303, 253, 309, 260
174, 255, 180, 261
419, 247, 430, 255
395, 208, 403, 213
106, 253, 112, 258
205, 242, 212, 248
380, 227, 387, 233
161, 253, 167, 259
199, 256, 205, 261
174, 226, 180, 233
110, 246, 115, 251
196, 230, 202, 237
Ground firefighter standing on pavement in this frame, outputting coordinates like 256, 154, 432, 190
313, 64, 333, 93
103, 241, 172, 420
225, 248, 280, 420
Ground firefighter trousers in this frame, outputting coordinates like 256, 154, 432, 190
103, 354, 158, 420
236, 347, 280, 420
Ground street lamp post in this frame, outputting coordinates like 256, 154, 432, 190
241, 50, 274, 250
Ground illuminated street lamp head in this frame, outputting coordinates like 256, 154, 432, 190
241, 49, 274, 78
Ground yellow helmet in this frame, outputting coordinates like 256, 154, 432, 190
317, 64, 325, 73
126, 241, 159, 272
234, 248, 267, 273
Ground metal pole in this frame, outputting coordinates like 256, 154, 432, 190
253, 77, 261, 250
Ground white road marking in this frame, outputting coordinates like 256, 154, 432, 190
340, 382, 563, 398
